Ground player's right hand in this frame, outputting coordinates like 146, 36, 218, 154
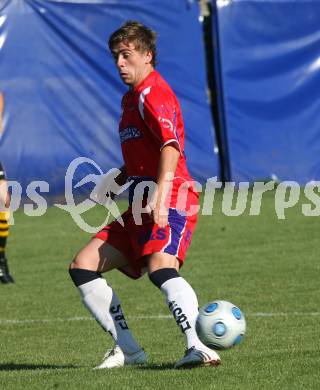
91, 168, 123, 206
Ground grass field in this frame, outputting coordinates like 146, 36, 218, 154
1, 191, 319, 389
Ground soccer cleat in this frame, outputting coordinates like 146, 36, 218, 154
94, 345, 147, 369
174, 346, 221, 369
0, 258, 14, 284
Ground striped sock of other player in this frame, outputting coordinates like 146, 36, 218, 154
0, 211, 14, 283
0, 211, 9, 252
160, 276, 204, 350
76, 276, 141, 354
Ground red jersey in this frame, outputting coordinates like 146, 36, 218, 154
119, 70, 198, 210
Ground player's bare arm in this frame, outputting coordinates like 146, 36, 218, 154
0, 180, 10, 210
151, 144, 179, 228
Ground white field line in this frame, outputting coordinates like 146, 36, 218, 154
0, 312, 320, 325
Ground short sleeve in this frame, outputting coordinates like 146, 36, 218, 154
138, 86, 181, 152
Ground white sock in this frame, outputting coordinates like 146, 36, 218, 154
161, 277, 204, 350
78, 278, 141, 354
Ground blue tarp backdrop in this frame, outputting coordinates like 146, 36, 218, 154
0, 0, 219, 199
1, 0, 320, 197
212, 0, 320, 183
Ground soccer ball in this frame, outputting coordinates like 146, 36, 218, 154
196, 300, 246, 349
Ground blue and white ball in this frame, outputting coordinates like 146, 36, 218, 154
196, 300, 246, 349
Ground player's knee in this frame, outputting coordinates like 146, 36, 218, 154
69, 268, 102, 287
148, 268, 180, 289
69, 252, 102, 287
69, 258, 80, 273
70, 251, 88, 270
147, 252, 179, 274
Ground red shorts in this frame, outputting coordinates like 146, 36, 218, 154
95, 207, 198, 279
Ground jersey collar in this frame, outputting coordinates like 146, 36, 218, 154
133, 70, 158, 93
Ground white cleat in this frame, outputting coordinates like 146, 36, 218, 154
94, 345, 147, 369
174, 346, 221, 369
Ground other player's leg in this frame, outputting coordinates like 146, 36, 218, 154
0, 211, 14, 284
0, 178, 14, 284
69, 238, 146, 368
147, 252, 220, 368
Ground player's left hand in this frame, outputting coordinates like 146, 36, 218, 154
153, 201, 168, 228
146, 188, 169, 228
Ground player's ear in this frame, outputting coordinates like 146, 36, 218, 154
145, 50, 153, 65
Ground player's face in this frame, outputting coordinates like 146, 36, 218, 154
112, 42, 153, 88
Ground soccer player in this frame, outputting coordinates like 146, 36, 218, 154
69, 21, 220, 369
0, 94, 14, 283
